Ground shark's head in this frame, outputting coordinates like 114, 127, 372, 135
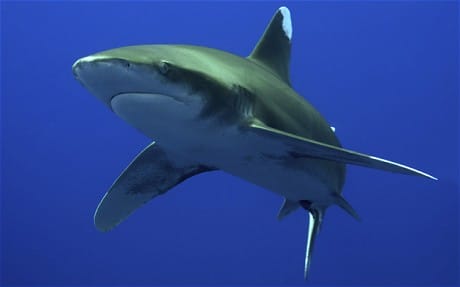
72, 45, 239, 140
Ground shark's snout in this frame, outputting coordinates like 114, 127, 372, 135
72, 55, 117, 79
73, 56, 122, 107
72, 52, 207, 134
72, 56, 133, 85
72, 55, 160, 109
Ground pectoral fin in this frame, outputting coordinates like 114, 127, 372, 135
94, 142, 214, 232
248, 121, 437, 180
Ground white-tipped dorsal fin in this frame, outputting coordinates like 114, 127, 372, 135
248, 6, 292, 86
279, 7, 292, 40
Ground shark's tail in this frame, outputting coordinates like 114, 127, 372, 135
301, 202, 324, 280
300, 196, 359, 280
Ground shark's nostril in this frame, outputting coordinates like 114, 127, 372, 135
117, 59, 131, 69
72, 66, 79, 78
72, 61, 83, 79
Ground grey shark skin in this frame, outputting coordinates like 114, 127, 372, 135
72, 7, 436, 279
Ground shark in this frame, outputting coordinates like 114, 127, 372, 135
72, 6, 436, 279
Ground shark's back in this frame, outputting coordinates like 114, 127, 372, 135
95, 42, 340, 147
161, 45, 342, 147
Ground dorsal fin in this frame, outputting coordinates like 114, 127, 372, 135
248, 6, 292, 86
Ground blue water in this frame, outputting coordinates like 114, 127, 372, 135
1, 2, 458, 286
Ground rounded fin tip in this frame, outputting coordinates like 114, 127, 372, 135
278, 7, 292, 40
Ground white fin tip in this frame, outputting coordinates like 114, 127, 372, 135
369, 155, 438, 180
304, 212, 314, 278
279, 7, 292, 40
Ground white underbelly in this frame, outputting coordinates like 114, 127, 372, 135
161, 124, 340, 204
110, 92, 342, 204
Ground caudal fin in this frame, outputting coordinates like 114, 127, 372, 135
303, 208, 324, 279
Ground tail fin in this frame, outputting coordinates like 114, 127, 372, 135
304, 208, 324, 279
301, 197, 358, 279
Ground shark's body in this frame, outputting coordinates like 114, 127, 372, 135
72, 7, 436, 278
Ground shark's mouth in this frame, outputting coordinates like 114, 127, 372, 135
111, 92, 187, 108
110, 92, 200, 120
109, 92, 204, 140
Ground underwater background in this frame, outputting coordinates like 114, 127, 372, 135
1, 1, 458, 286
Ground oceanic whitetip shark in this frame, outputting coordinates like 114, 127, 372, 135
72, 6, 436, 279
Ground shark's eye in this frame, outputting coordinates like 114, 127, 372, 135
159, 61, 171, 74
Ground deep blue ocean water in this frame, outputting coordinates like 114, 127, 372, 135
1, 1, 459, 286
